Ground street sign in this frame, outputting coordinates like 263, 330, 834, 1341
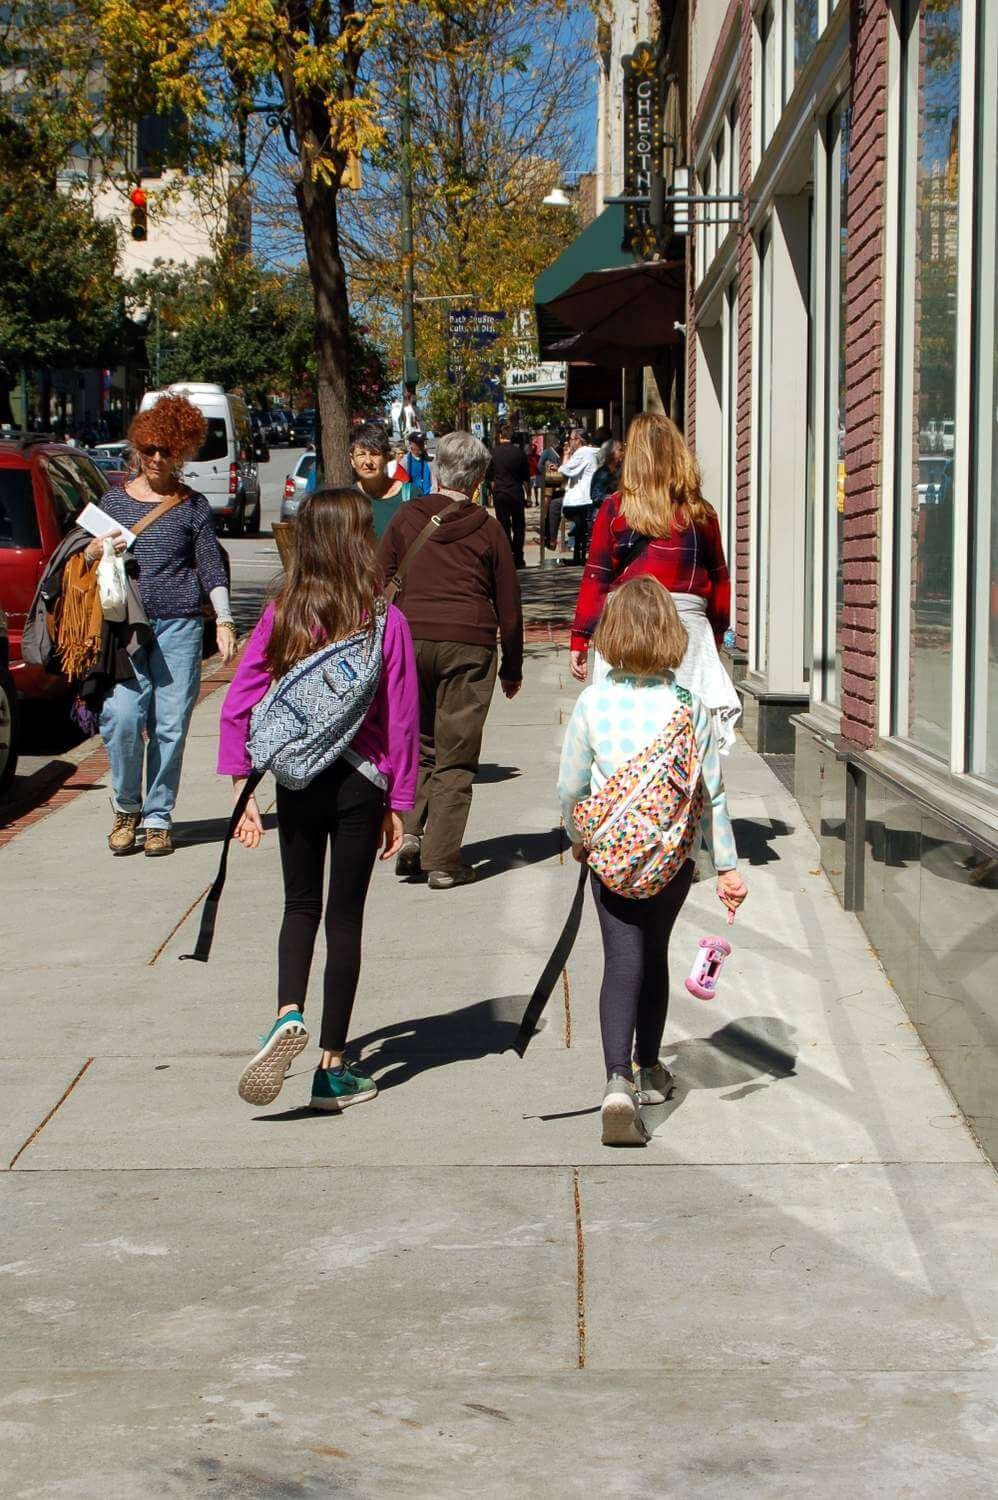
448, 309, 505, 347
447, 309, 505, 394
622, 42, 662, 259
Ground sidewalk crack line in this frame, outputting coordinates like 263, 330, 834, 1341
147, 885, 211, 966
572, 1166, 586, 1369
9, 1058, 93, 1170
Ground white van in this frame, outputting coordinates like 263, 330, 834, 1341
139, 383, 261, 535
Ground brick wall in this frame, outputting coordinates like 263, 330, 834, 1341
840, 0, 890, 749
733, 0, 753, 652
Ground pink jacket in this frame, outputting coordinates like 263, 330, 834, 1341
217, 602, 419, 811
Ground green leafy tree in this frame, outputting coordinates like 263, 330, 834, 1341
0, 176, 123, 421
91, 0, 570, 481
126, 258, 390, 413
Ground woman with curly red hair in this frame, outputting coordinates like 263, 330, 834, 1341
88, 393, 236, 856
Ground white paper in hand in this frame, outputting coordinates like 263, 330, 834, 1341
77, 502, 137, 548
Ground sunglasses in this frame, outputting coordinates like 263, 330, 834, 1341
138, 444, 174, 459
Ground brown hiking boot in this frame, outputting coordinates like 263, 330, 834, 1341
144, 827, 174, 858
108, 810, 140, 855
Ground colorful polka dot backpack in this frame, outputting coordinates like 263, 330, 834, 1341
573, 687, 704, 900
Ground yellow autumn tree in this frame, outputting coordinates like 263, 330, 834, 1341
77, 0, 580, 479
252, 1, 589, 427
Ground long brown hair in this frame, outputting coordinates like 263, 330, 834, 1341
618, 411, 712, 536
266, 489, 381, 679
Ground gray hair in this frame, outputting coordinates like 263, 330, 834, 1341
435, 430, 490, 494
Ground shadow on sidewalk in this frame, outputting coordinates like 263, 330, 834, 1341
459, 827, 563, 881
254, 997, 537, 1117
642, 1016, 798, 1128
525, 1019, 799, 1133
730, 817, 794, 866
172, 813, 278, 847
474, 762, 523, 784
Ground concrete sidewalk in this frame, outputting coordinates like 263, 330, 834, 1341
2, 562, 996, 1497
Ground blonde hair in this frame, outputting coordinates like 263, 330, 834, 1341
618, 411, 711, 536
594, 577, 688, 677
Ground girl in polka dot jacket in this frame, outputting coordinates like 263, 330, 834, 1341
558, 578, 748, 1146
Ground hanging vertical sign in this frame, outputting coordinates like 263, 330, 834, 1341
622, 41, 662, 259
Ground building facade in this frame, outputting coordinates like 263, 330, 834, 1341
686, 0, 998, 1158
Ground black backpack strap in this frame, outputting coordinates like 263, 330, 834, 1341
510, 859, 589, 1057
180, 768, 265, 963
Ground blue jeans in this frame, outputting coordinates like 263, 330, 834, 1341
99, 616, 203, 828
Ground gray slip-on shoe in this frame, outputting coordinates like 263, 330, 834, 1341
634, 1060, 676, 1105
601, 1073, 650, 1147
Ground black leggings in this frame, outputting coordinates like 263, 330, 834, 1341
276, 761, 385, 1052
591, 861, 695, 1079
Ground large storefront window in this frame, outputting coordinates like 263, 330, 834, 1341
893, 0, 961, 758
971, 0, 998, 781
822, 99, 849, 704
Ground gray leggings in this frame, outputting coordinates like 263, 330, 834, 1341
590, 862, 695, 1079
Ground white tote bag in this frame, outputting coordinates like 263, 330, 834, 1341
96, 537, 128, 623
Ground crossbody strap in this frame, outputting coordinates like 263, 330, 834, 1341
129, 490, 189, 538
383, 498, 465, 604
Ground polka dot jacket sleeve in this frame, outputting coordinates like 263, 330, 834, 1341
693, 696, 738, 872
558, 691, 595, 843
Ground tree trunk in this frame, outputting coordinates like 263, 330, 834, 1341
296, 172, 353, 486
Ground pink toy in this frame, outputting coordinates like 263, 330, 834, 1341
685, 926, 733, 1001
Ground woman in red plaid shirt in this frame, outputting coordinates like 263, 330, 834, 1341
569, 412, 741, 750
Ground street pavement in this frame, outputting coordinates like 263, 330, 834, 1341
2, 539, 996, 1497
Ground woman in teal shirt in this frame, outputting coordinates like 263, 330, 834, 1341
350, 422, 424, 538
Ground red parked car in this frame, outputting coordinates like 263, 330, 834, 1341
0, 437, 111, 700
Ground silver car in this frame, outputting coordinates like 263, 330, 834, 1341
280, 449, 317, 519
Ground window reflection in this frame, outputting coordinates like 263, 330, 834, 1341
794, 1, 820, 78
899, 0, 960, 757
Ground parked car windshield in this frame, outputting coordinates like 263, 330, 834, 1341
195, 418, 229, 463
0, 469, 41, 549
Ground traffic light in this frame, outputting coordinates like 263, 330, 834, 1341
129, 186, 148, 241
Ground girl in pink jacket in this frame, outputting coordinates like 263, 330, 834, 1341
218, 490, 418, 1114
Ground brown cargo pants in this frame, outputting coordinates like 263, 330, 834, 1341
403, 639, 498, 874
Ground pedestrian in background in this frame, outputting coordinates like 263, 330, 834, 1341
591, 437, 624, 511
559, 427, 601, 565
96, 394, 237, 857
350, 422, 423, 539
569, 411, 740, 751
378, 431, 523, 889
486, 422, 531, 567
538, 433, 563, 548
406, 431, 433, 494
220, 490, 418, 1113
558, 577, 747, 1145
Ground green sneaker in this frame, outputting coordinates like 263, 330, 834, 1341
310, 1063, 378, 1112
237, 1011, 309, 1106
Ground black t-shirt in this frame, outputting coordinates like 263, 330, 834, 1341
487, 442, 530, 504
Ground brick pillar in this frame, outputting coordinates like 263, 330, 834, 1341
839, 0, 890, 749
733, 0, 753, 652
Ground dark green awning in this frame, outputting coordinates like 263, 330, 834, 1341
535, 204, 632, 357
